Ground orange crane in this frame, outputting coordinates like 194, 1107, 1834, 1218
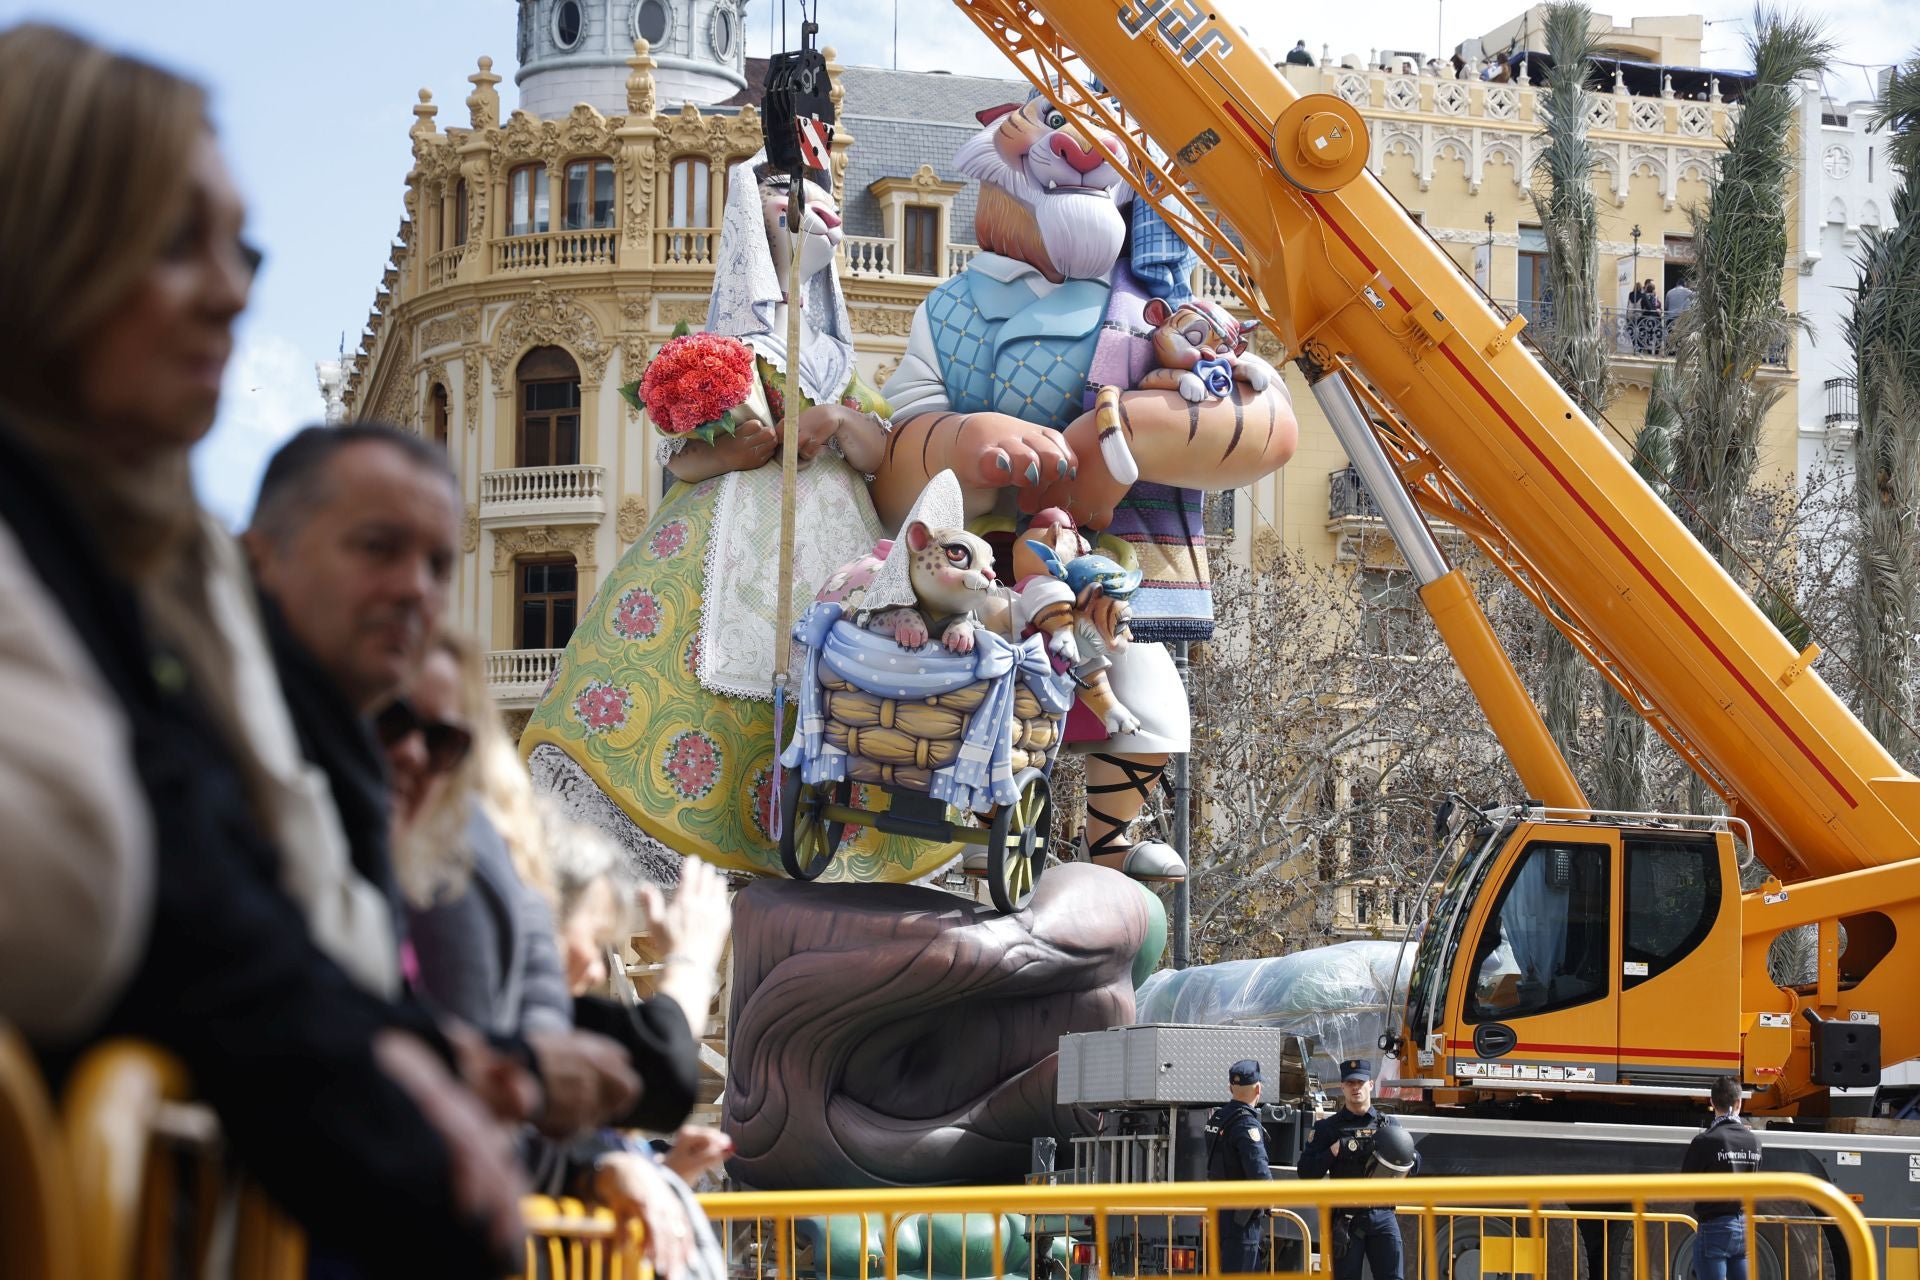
949, 0, 1920, 1126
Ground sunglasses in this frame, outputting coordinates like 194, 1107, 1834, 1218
374, 698, 474, 775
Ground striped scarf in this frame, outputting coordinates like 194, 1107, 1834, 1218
1082, 217, 1215, 642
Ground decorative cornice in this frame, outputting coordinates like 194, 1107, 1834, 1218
490, 523, 598, 573
489, 280, 611, 391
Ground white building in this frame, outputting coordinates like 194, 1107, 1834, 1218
1796, 70, 1901, 485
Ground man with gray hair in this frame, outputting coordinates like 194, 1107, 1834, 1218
241, 422, 461, 985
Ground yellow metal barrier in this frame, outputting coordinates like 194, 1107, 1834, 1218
1755, 1214, 1920, 1280
0, 1022, 80, 1280
693, 1176, 1875, 1280
520, 1194, 650, 1279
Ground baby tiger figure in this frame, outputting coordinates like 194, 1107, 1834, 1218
1138, 296, 1276, 402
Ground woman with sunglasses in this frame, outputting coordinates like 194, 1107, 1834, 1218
0, 22, 523, 1274
392, 632, 653, 1139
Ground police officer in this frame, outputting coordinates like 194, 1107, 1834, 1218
1297, 1059, 1419, 1280
1207, 1059, 1275, 1272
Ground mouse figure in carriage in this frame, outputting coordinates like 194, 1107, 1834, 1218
778, 471, 1145, 913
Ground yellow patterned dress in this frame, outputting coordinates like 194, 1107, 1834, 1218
522, 364, 958, 882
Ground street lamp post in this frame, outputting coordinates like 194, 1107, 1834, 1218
1483, 210, 1496, 299
1631, 223, 1641, 274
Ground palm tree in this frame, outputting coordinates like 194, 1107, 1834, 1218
1666, 9, 1831, 575
1530, 2, 1611, 762
1845, 53, 1920, 762
1660, 9, 1828, 812
1598, 377, 1675, 812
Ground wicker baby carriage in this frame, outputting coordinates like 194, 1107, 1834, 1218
777, 603, 1073, 913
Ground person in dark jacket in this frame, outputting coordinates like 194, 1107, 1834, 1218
1207, 1059, 1276, 1272
1297, 1059, 1418, 1280
1683, 1076, 1762, 1280
0, 21, 522, 1275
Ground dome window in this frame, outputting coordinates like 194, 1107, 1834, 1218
553, 0, 585, 51
634, 0, 670, 46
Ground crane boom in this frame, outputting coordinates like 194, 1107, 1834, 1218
957, 0, 1920, 882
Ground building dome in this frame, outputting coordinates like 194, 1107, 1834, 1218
516, 0, 748, 118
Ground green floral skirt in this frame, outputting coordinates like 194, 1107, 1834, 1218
522, 474, 959, 882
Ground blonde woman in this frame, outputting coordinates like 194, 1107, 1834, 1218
0, 22, 521, 1272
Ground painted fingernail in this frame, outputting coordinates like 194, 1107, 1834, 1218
1025, 461, 1040, 484
1056, 459, 1069, 479
995, 453, 1012, 473
1070, 466, 1079, 480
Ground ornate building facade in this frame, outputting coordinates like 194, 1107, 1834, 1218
341, 8, 1806, 759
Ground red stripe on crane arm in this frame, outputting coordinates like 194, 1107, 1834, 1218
1263, 179, 1862, 810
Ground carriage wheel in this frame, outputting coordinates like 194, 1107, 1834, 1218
779, 772, 849, 881
986, 770, 1051, 914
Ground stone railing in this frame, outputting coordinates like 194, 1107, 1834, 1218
841, 235, 896, 277
426, 245, 466, 287
1309, 64, 1739, 139
655, 227, 720, 267
946, 243, 980, 276
1492, 298, 1788, 367
494, 228, 619, 274
486, 649, 564, 705
1191, 264, 1254, 305
480, 464, 606, 507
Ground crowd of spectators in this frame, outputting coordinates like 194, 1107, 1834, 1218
0, 21, 730, 1278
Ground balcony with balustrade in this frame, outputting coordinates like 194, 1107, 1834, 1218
487, 648, 564, 710
655, 228, 719, 268
1824, 376, 1858, 439
479, 464, 607, 528
1327, 466, 1466, 563
493, 229, 620, 274
1490, 298, 1790, 377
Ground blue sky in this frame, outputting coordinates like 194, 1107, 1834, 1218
10, 0, 1911, 526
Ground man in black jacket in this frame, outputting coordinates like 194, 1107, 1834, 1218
245, 424, 646, 1137
1297, 1059, 1418, 1280
1682, 1076, 1762, 1280
1208, 1059, 1275, 1272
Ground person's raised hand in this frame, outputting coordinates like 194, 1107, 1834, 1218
637, 856, 730, 980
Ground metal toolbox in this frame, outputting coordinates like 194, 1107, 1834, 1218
1056, 1025, 1288, 1106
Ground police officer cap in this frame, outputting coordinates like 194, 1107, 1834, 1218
1228, 1059, 1263, 1085
1340, 1058, 1373, 1082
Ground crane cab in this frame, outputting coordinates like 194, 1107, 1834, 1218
1399, 807, 1743, 1100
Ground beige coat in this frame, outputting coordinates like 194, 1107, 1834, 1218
0, 520, 153, 1044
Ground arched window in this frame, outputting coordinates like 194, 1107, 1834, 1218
667, 155, 711, 228
563, 158, 616, 230
516, 345, 580, 467
429, 383, 451, 449
516, 556, 579, 650
453, 179, 469, 246
508, 164, 550, 237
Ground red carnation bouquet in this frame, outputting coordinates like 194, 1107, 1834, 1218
619, 323, 767, 444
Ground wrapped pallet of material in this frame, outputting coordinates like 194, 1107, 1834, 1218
1134, 941, 1413, 1093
